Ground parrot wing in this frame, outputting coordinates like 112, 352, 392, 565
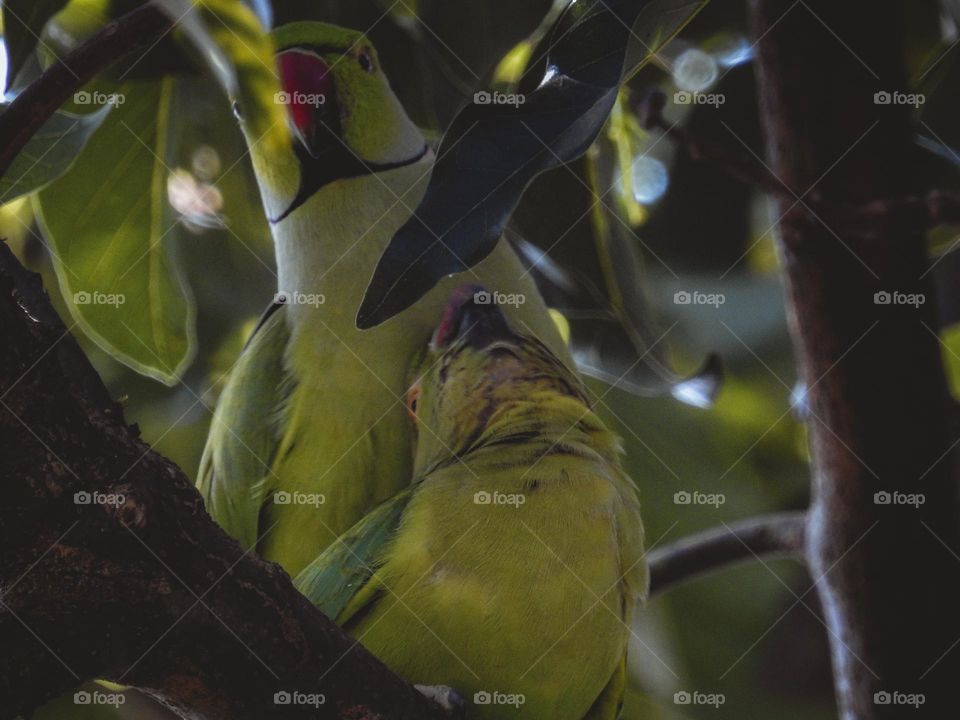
293, 487, 413, 623
582, 655, 627, 720
197, 302, 293, 550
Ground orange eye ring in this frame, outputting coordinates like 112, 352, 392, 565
406, 383, 421, 423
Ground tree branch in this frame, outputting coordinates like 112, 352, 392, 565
0, 4, 173, 180
641, 90, 960, 241
0, 240, 448, 719
647, 512, 806, 596
750, 1, 960, 717
640, 89, 792, 201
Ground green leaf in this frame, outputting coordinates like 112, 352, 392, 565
0, 104, 111, 203
2, 0, 69, 91
941, 323, 960, 403
34, 79, 196, 385
153, 0, 289, 157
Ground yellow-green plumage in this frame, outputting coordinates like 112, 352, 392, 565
296, 290, 646, 719
197, 22, 569, 575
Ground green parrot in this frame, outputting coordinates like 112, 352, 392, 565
198, 22, 570, 576
295, 284, 647, 720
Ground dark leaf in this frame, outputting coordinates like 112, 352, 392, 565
511, 234, 723, 407
357, 0, 709, 328
0, 104, 111, 202
2, 0, 69, 91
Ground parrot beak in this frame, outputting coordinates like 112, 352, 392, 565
277, 49, 342, 160
269, 44, 429, 223
431, 284, 517, 350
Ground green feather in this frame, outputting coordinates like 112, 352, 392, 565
197, 304, 293, 550
271, 21, 366, 51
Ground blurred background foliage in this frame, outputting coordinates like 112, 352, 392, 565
4, 0, 960, 717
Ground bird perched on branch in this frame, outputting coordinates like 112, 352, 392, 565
197, 22, 569, 576
296, 285, 647, 720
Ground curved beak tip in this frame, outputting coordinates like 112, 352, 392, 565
432, 284, 514, 349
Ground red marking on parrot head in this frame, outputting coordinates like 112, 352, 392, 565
277, 49, 336, 148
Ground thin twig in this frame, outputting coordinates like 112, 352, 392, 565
639, 90, 960, 241
0, 4, 173, 180
648, 512, 807, 596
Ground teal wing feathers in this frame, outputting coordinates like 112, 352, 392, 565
293, 488, 413, 623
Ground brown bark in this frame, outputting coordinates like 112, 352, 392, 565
0, 241, 448, 719
751, 1, 960, 717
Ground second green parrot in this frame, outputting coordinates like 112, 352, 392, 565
295, 284, 647, 719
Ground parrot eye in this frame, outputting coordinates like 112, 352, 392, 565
406, 384, 421, 422
357, 50, 375, 74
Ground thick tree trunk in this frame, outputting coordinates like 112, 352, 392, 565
0, 242, 447, 719
751, 1, 960, 717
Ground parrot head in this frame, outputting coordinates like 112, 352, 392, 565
237, 22, 429, 223
408, 285, 593, 472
